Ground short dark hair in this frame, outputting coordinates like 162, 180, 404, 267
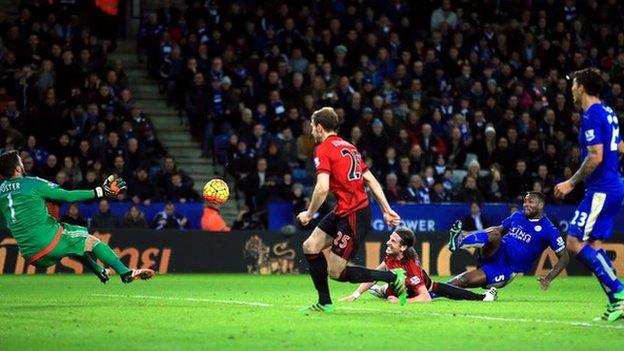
526, 191, 546, 204
395, 227, 417, 260
572, 68, 603, 97
311, 107, 339, 132
0, 150, 20, 179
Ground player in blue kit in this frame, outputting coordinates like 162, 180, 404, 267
447, 192, 569, 291
554, 68, 624, 322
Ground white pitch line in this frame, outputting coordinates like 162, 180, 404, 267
333, 306, 624, 330
92, 293, 624, 330
91, 293, 273, 307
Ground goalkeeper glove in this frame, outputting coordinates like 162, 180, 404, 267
94, 175, 127, 198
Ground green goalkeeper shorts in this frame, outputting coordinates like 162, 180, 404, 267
29, 223, 91, 268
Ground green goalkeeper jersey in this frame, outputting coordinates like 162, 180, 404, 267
0, 176, 95, 259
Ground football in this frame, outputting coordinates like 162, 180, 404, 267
202, 178, 230, 205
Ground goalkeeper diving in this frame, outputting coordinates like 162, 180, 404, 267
0, 150, 154, 283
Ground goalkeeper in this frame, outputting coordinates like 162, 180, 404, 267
0, 151, 154, 283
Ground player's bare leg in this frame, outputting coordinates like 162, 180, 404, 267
567, 236, 624, 322
447, 269, 488, 289
84, 235, 154, 284
326, 251, 408, 305
301, 227, 335, 313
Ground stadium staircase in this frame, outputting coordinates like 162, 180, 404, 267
0, 0, 239, 223
108, 42, 239, 222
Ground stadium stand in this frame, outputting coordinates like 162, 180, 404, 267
2, 1, 624, 229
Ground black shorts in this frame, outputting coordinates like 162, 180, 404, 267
317, 206, 371, 261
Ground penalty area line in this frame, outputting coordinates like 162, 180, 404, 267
91, 293, 273, 307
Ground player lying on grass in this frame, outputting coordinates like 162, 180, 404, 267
0, 150, 154, 283
447, 191, 569, 291
297, 107, 407, 313
340, 227, 497, 304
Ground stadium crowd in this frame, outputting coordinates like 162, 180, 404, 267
2, 0, 624, 229
138, 0, 624, 223
0, 1, 204, 228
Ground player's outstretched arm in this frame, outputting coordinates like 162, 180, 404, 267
537, 249, 569, 290
362, 170, 400, 226
341, 262, 387, 302
618, 141, 624, 155
36, 175, 126, 203
297, 173, 329, 226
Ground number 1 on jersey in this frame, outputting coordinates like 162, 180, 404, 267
341, 149, 362, 181
7, 193, 16, 223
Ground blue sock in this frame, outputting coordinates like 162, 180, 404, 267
596, 249, 624, 298
459, 231, 489, 249
577, 246, 624, 302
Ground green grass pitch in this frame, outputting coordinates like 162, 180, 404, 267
0, 274, 622, 350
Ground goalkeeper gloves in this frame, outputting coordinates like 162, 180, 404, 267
94, 175, 127, 198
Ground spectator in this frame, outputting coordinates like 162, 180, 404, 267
184, 72, 209, 139
296, 120, 315, 165
430, 0, 458, 31
508, 160, 533, 201
201, 202, 231, 232
430, 182, 451, 203
22, 135, 47, 166
76, 169, 99, 191
90, 199, 121, 229
164, 172, 200, 202
41, 154, 59, 181
127, 168, 158, 205
60, 156, 82, 188
126, 137, 146, 171
229, 140, 257, 180
243, 158, 276, 210
455, 176, 485, 204
534, 164, 555, 200
462, 202, 490, 231
152, 202, 189, 230
111, 156, 132, 183
55, 170, 72, 190
288, 182, 308, 216
60, 204, 87, 227
155, 156, 193, 194
123, 206, 148, 229
483, 164, 508, 202
232, 204, 264, 230
401, 175, 430, 204
383, 173, 402, 203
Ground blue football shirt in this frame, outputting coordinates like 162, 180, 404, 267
500, 212, 565, 273
579, 102, 624, 192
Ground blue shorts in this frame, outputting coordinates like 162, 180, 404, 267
568, 189, 624, 241
478, 245, 516, 288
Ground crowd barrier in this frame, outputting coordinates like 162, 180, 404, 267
22, 201, 623, 234
2, 230, 622, 277
269, 202, 624, 232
